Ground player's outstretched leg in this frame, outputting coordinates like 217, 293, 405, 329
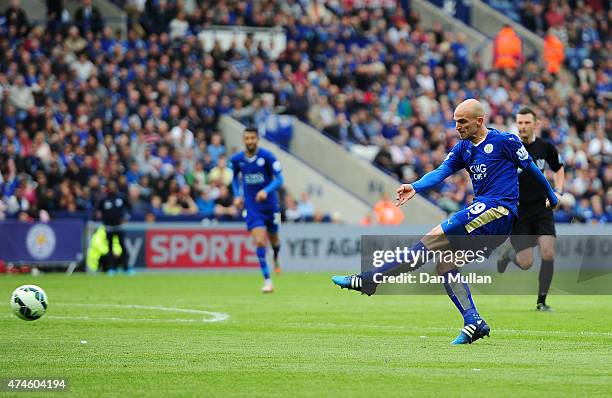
331, 272, 378, 296
332, 241, 428, 296
440, 268, 490, 345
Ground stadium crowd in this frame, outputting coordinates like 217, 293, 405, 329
0, 0, 610, 224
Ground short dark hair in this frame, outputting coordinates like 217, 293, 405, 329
517, 106, 537, 121
244, 126, 258, 135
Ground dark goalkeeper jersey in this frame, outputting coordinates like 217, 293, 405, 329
518, 137, 563, 206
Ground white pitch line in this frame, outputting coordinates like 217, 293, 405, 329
0, 314, 219, 323
46, 315, 214, 323
55, 303, 230, 322
1, 303, 230, 323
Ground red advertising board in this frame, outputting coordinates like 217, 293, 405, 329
145, 229, 258, 268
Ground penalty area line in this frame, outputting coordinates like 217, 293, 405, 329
58, 303, 230, 322
3, 303, 230, 323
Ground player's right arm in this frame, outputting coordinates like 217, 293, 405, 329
396, 143, 464, 207
230, 155, 244, 208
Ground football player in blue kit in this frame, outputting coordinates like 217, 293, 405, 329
231, 127, 284, 293
332, 99, 559, 344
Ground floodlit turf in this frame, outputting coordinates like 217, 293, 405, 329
0, 272, 611, 397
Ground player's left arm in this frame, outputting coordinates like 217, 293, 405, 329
546, 141, 565, 196
505, 135, 558, 208
256, 154, 284, 202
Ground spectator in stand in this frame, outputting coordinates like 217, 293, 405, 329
207, 133, 226, 165
71, 51, 96, 81
8, 75, 34, 112
297, 191, 315, 221
169, 10, 189, 40
74, 0, 104, 35
284, 193, 301, 222
128, 184, 149, 214
543, 29, 565, 75
286, 83, 309, 122
176, 185, 198, 215
493, 24, 523, 70
308, 95, 335, 132
195, 188, 215, 217
213, 185, 238, 220
373, 192, 404, 225
162, 194, 182, 215
5, 185, 29, 216
46, 0, 65, 31
170, 118, 195, 149
4, 0, 29, 37
208, 155, 233, 187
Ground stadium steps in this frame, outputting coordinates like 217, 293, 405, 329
284, 118, 446, 226
218, 116, 372, 224
468, 0, 544, 57
410, 0, 493, 68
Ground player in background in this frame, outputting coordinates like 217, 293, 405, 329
231, 127, 284, 293
332, 99, 559, 344
497, 107, 564, 312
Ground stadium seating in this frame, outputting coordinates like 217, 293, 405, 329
0, 0, 609, 224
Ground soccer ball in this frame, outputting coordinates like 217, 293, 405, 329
10, 285, 48, 321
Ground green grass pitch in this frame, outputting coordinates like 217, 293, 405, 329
0, 273, 611, 397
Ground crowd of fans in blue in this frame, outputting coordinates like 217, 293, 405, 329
0, 0, 610, 224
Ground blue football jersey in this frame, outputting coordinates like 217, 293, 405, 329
442, 129, 532, 216
230, 148, 281, 212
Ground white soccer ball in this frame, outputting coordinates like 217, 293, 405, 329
10, 285, 48, 321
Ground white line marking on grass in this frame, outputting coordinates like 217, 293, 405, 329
46, 303, 230, 323
45, 315, 215, 323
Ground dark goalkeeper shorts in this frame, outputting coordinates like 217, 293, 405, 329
510, 202, 556, 252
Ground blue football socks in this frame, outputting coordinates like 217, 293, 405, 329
256, 247, 270, 280
442, 269, 481, 325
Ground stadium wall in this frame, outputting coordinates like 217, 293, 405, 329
219, 116, 372, 224
287, 118, 447, 225
0, 220, 84, 265
77, 222, 612, 272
